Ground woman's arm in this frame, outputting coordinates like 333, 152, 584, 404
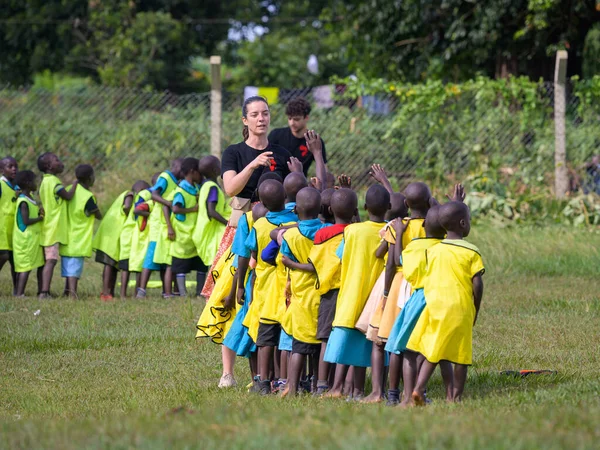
222, 151, 273, 197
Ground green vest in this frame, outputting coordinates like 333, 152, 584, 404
118, 192, 138, 261
171, 183, 199, 260
129, 190, 153, 272
39, 174, 69, 246
0, 177, 18, 251
59, 185, 95, 258
13, 195, 44, 272
148, 171, 178, 242
193, 180, 231, 265
92, 190, 130, 261
153, 189, 176, 265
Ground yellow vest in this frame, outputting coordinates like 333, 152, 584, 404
402, 238, 442, 289
152, 189, 175, 265
171, 183, 199, 260
39, 174, 69, 246
92, 191, 130, 261
13, 195, 44, 272
193, 180, 232, 265
148, 171, 178, 242
309, 225, 346, 295
118, 192, 138, 261
333, 221, 386, 328
0, 177, 18, 251
129, 190, 153, 272
283, 227, 321, 344
59, 185, 96, 258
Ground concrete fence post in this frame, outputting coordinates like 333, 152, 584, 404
554, 50, 568, 199
210, 55, 222, 159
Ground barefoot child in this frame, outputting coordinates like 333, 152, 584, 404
280, 187, 330, 396
323, 184, 390, 399
412, 201, 485, 404
59, 164, 102, 298
170, 157, 204, 297
193, 155, 231, 296
118, 180, 150, 298
0, 157, 19, 294
12, 171, 45, 296
38, 153, 78, 298
92, 189, 135, 300
240, 179, 297, 394
137, 159, 182, 298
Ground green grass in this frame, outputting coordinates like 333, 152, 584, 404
1, 226, 600, 449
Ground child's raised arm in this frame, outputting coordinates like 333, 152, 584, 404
472, 273, 484, 325
56, 180, 78, 201
369, 164, 393, 194
305, 130, 327, 192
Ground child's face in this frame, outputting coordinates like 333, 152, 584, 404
2, 160, 17, 180
191, 169, 202, 184
87, 174, 95, 187
50, 155, 65, 174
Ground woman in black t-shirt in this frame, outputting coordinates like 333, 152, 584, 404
201, 96, 292, 298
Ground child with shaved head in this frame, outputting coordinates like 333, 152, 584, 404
411, 200, 484, 405
0, 156, 19, 293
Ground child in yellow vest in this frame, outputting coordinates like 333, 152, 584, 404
241, 179, 297, 395
117, 180, 150, 298
363, 184, 429, 404
59, 164, 102, 298
279, 187, 330, 396
193, 155, 231, 296
323, 184, 390, 400
12, 170, 45, 296
128, 188, 155, 285
0, 156, 19, 294
37, 153, 78, 298
411, 201, 485, 405
92, 186, 136, 301
170, 157, 203, 297
137, 159, 182, 298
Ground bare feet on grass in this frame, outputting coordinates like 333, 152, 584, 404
412, 391, 426, 406
323, 389, 344, 399
361, 392, 384, 404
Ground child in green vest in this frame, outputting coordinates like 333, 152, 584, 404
170, 157, 203, 297
59, 164, 102, 298
118, 180, 150, 298
193, 155, 232, 297
37, 153, 78, 299
0, 156, 19, 295
92, 185, 137, 301
12, 170, 45, 297
136, 159, 183, 298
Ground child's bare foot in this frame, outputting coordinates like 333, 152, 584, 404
412, 391, 426, 406
399, 399, 414, 409
323, 389, 344, 399
280, 384, 290, 398
361, 392, 384, 404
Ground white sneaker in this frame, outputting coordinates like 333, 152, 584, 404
218, 373, 237, 388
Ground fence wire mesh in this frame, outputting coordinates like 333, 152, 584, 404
0, 82, 599, 206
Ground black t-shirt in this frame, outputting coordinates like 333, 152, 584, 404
221, 141, 292, 199
268, 127, 327, 176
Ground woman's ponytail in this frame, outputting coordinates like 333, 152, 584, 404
242, 125, 249, 141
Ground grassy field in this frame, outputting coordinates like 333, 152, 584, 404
1, 225, 600, 449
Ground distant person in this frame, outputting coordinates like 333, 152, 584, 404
268, 97, 328, 176
583, 154, 600, 195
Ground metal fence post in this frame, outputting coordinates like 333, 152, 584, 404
554, 50, 568, 199
210, 55, 222, 159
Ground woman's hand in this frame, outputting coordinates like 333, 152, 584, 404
251, 151, 274, 170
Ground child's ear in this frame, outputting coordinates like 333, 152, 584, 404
328, 206, 333, 216
404, 199, 409, 209
387, 202, 392, 210
459, 218, 466, 228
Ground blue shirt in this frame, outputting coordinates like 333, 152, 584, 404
232, 213, 252, 259
280, 218, 328, 262
149, 170, 178, 195
335, 238, 345, 260
172, 180, 198, 222
245, 209, 298, 253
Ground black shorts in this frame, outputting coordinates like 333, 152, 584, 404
316, 289, 339, 341
256, 322, 281, 347
118, 259, 130, 271
0, 250, 13, 262
292, 338, 321, 355
95, 250, 118, 268
171, 256, 208, 275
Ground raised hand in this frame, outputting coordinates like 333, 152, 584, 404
338, 174, 352, 189
369, 164, 393, 194
252, 151, 274, 170
305, 130, 323, 154
446, 183, 466, 202
287, 156, 303, 173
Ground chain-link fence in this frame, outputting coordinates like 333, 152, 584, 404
1, 82, 599, 207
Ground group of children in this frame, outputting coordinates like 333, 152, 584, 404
0, 153, 231, 300
196, 154, 485, 405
